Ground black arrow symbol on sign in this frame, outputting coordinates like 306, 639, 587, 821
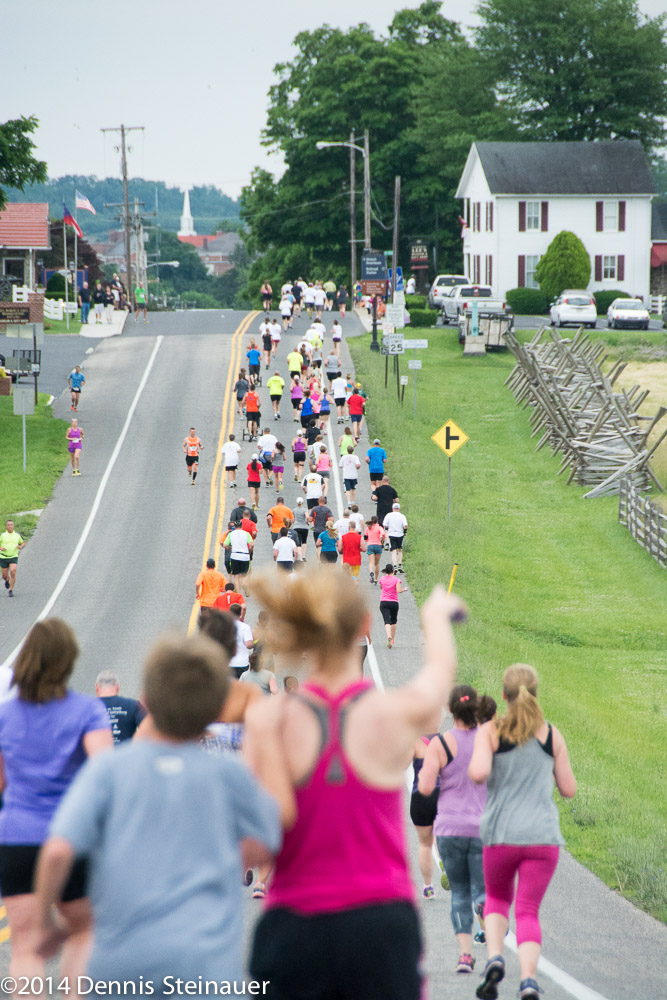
445, 426, 459, 449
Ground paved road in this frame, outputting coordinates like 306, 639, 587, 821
1, 307, 665, 998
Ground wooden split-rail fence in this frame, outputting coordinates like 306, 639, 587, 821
619, 478, 667, 567
504, 326, 667, 498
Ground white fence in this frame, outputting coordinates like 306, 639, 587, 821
11, 284, 67, 320
650, 294, 665, 316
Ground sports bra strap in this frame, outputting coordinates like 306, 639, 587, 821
437, 732, 454, 765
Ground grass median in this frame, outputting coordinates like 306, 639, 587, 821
0, 394, 69, 540
350, 328, 667, 922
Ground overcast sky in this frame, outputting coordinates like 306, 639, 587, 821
4, 0, 665, 201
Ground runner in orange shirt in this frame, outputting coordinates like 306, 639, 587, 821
182, 427, 204, 484
245, 390, 261, 441
195, 558, 227, 611
266, 496, 294, 543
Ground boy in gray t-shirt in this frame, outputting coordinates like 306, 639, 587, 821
34, 633, 282, 986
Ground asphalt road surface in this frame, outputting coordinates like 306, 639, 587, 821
1, 307, 665, 998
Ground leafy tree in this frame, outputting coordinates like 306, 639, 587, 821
536, 231, 591, 300
475, 0, 667, 149
0, 116, 47, 211
144, 229, 209, 292
211, 241, 252, 308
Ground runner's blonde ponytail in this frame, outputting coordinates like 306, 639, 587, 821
496, 664, 544, 745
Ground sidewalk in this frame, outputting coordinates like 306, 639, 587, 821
79, 308, 128, 339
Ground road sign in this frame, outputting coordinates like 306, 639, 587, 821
381, 333, 405, 355
381, 319, 394, 334
387, 267, 404, 292
386, 304, 405, 328
394, 290, 406, 307
431, 419, 469, 458
403, 339, 428, 349
13, 387, 34, 416
361, 280, 387, 297
400, 375, 409, 386
0, 304, 30, 323
408, 359, 422, 370
361, 250, 388, 281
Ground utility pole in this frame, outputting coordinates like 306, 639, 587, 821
349, 130, 356, 292
363, 129, 371, 250
391, 176, 401, 303
100, 124, 144, 302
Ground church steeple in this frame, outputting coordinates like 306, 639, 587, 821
178, 188, 196, 236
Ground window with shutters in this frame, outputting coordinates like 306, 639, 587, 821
603, 201, 618, 232
485, 255, 493, 285
603, 255, 617, 280
485, 202, 494, 232
473, 255, 481, 284
525, 255, 540, 289
526, 201, 540, 230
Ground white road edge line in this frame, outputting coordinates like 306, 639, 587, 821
326, 403, 611, 1000
2, 336, 165, 671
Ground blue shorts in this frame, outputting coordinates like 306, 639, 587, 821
344, 479, 357, 492
351, 414, 362, 423
367, 544, 382, 555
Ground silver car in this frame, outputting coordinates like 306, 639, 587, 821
606, 298, 650, 330
550, 290, 597, 329
428, 274, 468, 309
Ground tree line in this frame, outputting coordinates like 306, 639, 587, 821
239, 0, 667, 301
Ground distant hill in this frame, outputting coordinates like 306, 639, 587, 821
3, 176, 240, 242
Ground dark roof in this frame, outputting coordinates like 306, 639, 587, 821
475, 141, 655, 195
651, 203, 667, 241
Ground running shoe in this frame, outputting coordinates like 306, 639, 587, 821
370, 572, 374, 583
4, 579, 9, 589
75, 470, 81, 476
457, 954, 475, 974
8, 590, 13, 597
191, 480, 196, 486
252, 882, 266, 899
243, 869, 254, 887
387, 637, 392, 649
279, 483, 283, 491
422, 886, 435, 899
72, 470, 76, 476
474, 927, 486, 944
475, 956, 505, 999
294, 474, 299, 481
518, 980, 542, 999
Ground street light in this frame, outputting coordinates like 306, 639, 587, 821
146, 261, 179, 268
316, 129, 371, 291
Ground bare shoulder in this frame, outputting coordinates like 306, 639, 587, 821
479, 719, 499, 747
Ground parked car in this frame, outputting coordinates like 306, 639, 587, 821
606, 298, 650, 330
428, 274, 468, 309
441, 284, 508, 324
550, 290, 597, 328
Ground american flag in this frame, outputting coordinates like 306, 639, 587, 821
75, 190, 96, 215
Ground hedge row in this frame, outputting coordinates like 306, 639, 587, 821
407, 308, 437, 328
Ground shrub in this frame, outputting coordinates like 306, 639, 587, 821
46, 272, 66, 292
405, 294, 426, 309
536, 231, 591, 300
593, 289, 632, 315
407, 308, 437, 328
505, 287, 550, 315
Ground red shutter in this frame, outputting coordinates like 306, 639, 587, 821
596, 201, 603, 232
477, 203, 481, 231
518, 202, 526, 232
518, 255, 525, 287
489, 202, 494, 232
541, 201, 549, 232
618, 201, 626, 232
488, 255, 493, 286
617, 255, 625, 281
595, 255, 602, 281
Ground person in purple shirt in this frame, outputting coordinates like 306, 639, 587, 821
0, 619, 112, 985
418, 685, 493, 977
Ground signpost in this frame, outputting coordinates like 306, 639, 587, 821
13, 387, 35, 472
431, 419, 470, 520
408, 359, 422, 369
362, 250, 388, 353
381, 333, 405, 355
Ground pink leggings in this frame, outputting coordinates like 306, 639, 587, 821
482, 844, 559, 945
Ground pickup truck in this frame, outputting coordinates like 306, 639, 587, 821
441, 285, 508, 324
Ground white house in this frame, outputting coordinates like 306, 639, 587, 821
455, 141, 654, 302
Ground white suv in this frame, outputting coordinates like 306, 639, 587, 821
550, 290, 597, 329
428, 274, 468, 310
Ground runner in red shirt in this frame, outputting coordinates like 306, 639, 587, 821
347, 389, 365, 442
245, 390, 261, 440
213, 582, 247, 619
337, 525, 366, 579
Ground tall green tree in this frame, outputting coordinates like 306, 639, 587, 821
536, 231, 591, 299
0, 116, 47, 210
475, 0, 667, 149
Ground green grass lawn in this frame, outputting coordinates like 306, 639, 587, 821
44, 317, 82, 335
350, 329, 667, 922
0, 394, 69, 540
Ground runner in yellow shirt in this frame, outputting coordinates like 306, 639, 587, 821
266, 371, 285, 420
286, 350, 302, 380
0, 520, 26, 597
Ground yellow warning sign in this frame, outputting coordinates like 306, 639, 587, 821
431, 420, 469, 458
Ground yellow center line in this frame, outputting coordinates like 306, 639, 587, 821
187, 311, 259, 634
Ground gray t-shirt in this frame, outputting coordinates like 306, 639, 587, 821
50, 741, 280, 983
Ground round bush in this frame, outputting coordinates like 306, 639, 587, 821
593, 290, 632, 315
46, 272, 66, 292
405, 294, 427, 309
505, 287, 550, 315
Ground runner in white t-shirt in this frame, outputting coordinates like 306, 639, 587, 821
269, 319, 282, 358
221, 434, 242, 487
229, 612, 254, 677
331, 375, 348, 424
280, 296, 293, 331
303, 284, 316, 318
313, 285, 327, 319
339, 448, 361, 502
273, 529, 298, 572
257, 430, 278, 487
301, 471, 324, 509
382, 503, 408, 572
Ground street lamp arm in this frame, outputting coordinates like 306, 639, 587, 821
315, 140, 366, 157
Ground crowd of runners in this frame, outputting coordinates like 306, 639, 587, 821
0, 291, 577, 1000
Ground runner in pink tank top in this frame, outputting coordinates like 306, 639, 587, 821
245, 564, 466, 1000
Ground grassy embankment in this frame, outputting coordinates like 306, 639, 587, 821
44, 317, 82, 335
350, 328, 667, 922
0, 395, 69, 540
